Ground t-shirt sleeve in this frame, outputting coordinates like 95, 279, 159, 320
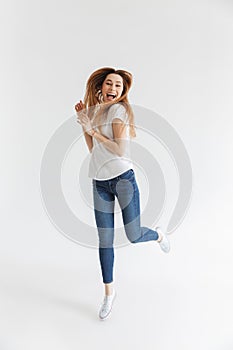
108, 104, 128, 124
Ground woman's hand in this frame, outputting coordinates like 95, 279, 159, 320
75, 100, 86, 119
75, 100, 93, 135
79, 115, 93, 135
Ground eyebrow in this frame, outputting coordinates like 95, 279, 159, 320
106, 79, 122, 84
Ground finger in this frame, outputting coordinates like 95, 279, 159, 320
76, 107, 83, 113
76, 108, 83, 115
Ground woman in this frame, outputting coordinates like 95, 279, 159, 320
75, 67, 170, 321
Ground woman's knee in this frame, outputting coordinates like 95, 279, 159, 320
125, 230, 141, 244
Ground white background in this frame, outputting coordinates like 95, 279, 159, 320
1, 0, 233, 349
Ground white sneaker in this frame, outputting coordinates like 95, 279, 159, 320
98, 288, 116, 321
155, 226, 170, 253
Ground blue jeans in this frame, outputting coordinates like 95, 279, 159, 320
92, 169, 159, 284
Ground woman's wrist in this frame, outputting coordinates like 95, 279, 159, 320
90, 129, 96, 137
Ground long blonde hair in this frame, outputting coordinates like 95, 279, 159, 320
82, 67, 136, 138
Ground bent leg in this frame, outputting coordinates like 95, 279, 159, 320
116, 177, 159, 243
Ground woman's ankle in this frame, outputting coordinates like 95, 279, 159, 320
104, 282, 114, 296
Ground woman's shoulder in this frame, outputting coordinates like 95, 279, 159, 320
107, 102, 128, 123
108, 102, 127, 114
110, 101, 126, 108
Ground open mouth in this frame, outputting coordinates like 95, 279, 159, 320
106, 93, 117, 100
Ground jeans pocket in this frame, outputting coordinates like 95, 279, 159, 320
119, 169, 134, 180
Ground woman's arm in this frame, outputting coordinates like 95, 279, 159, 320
82, 126, 94, 153
75, 101, 94, 153
93, 118, 127, 157
75, 101, 126, 156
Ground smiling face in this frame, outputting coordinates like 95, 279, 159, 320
101, 73, 124, 103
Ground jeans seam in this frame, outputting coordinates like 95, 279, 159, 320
133, 181, 142, 241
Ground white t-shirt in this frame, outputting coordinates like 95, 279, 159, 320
88, 103, 134, 180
